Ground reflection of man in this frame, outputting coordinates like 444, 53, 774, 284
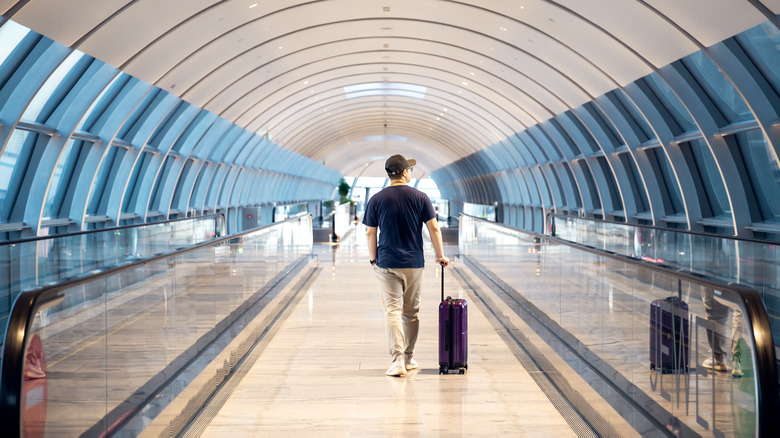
701, 288, 744, 377
633, 227, 642, 258
363, 154, 450, 377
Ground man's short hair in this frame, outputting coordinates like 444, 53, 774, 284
385, 154, 417, 177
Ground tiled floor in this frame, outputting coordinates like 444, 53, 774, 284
200, 227, 577, 436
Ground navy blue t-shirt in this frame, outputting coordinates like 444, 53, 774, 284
362, 185, 436, 269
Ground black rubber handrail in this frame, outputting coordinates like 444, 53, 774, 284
0, 213, 224, 246
0, 213, 311, 435
462, 213, 780, 436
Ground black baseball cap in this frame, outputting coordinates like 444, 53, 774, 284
385, 154, 417, 176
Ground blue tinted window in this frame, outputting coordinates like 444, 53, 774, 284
683, 51, 752, 123
0, 20, 29, 68
0, 130, 33, 211
651, 148, 684, 214
88, 147, 121, 214
76, 73, 124, 131
22, 51, 85, 122
644, 73, 697, 132
735, 129, 780, 220
619, 153, 648, 213
611, 90, 654, 142
738, 22, 780, 101
688, 138, 731, 216
43, 139, 82, 218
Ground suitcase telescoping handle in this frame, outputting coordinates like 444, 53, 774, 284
440, 261, 445, 302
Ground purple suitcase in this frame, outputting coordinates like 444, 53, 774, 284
439, 265, 468, 374
649, 296, 690, 374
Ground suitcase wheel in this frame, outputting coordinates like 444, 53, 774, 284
439, 366, 448, 374
458, 368, 465, 375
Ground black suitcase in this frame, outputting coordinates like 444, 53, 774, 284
438, 264, 467, 374
649, 296, 690, 373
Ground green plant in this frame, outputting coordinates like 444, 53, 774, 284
337, 178, 351, 204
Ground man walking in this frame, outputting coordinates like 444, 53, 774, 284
363, 154, 450, 377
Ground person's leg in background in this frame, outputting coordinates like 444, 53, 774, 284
701, 288, 731, 372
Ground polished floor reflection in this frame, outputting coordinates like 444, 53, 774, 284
200, 225, 577, 436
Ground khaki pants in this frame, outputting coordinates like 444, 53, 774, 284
373, 266, 424, 361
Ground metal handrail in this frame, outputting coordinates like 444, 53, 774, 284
0, 214, 312, 434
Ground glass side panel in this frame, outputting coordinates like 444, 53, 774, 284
16, 215, 312, 436
461, 215, 765, 436
552, 215, 780, 348
0, 215, 221, 350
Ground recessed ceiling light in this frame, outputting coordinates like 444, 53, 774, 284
304, 81, 309, 84
383, 6, 390, 12
462, 81, 468, 86
249, 3, 257, 8
499, 27, 507, 32
470, 72, 475, 76
278, 46, 283, 50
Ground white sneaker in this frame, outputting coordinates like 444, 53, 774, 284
405, 357, 419, 370
386, 358, 407, 377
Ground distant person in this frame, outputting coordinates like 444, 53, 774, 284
701, 288, 744, 377
363, 154, 449, 377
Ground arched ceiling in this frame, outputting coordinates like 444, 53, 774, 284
3, 0, 777, 177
